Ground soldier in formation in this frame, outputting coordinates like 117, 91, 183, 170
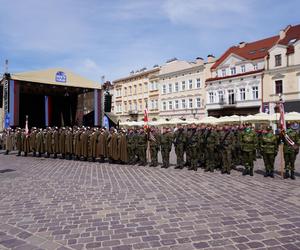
1, 122, 299, 180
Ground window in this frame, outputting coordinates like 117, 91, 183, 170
275, 54, 282, 67
129, 86, 132, 95
162, 85, 166, 94
124, 87, 127, 96
218, 91, 224, 103
124, 102, 127, 112
189, 80, 193, 89
168, 83, 172, 93
196, 98, 201, 108
228, 89, 235, 104
139, 102, 142, 111
162, 101, 166, 111
189, 99, 193, 108
275, 80, 283, 94
144, 99, 148, 109
253, 64, 258, 70
252, 86, 258, 99
241, 65, 246, 73
155, 100, 158, 109
134, 101, 137, 110
209, 92, 214, 103
181, 99, 186, 109
150, 100, 154, 109
134, 85, 137, 94
175, 82, 179, 92
139, 84, 142, 93
129, 102, 132, 111
175, 100, 179, 109
182, 81, 186, 91
196, 78, 201, 88
230, 67, 236, 75
222, 69, 226, 77
144, 83, 148, 92
168, 101, 173, 110
240, 88, 246, 101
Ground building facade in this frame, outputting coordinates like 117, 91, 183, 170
112, 67, 160, 122
205, 36, 279, 117
263, 24, 300, 113
159, 57, 215, 120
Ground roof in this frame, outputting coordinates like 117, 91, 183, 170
278, 24, 300, 46
206, 69, 264, 82
9, 68, 101, 89
211, 36, 279, 70
113, 68, 160, 83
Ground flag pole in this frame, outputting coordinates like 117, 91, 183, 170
278, 94, 285, 179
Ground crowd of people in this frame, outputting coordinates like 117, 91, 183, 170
0, 122, 299, 180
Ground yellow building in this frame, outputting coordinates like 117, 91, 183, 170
112, 67, 160, 122
263, 24, 300, 113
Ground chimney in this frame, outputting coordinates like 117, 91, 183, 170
279, 29, 286, 39
239, 42, 246, 48
207, 54, 215, 63
195, 57, 204, 64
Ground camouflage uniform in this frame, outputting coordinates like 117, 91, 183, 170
261, 128, 278, 178
149, 128, 160, 167
186, 127, 198, 171
219, 127, 235, 174
205, 128, 219, 172
127, 129, 136, 164
240, 127, 257, 176
160, 128, 173, 168
173, 127, 186, 169
283, 125, 300, 180
136, 129, 147, 166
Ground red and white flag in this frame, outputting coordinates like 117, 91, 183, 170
143, 106, 149, 130
279, 101, 286, 131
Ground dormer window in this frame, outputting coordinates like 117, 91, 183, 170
222, 69, 226, 77
275, 54, 282, 67
241, 65, 246, 73
230, 67, 236, 75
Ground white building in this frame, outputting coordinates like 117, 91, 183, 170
159, 56, 215, 120
206, 36, 279, 117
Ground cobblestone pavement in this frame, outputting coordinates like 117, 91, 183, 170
0, 153, 299, 250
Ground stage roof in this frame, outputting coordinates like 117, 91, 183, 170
9, 68, 101, 90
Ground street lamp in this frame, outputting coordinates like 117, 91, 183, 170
191, 108, 198, 119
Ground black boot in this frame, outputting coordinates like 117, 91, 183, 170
53, 153, 57, 159
24, 152, 27, 157
284, 170, 290, 179
242, 168, 248, 176
264, 170, 269, 177
249, 168, 254, 176
17, 151, 21, 156
38, 152, 42, 157
269, 170, 274, 178
291, 170, 295, 180
33, 152, 36, 157
175, 165, 182, 169
4, 150, 8, 155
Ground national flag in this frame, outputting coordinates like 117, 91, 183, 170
143, 105, 149, 130
278, 101, 286, 131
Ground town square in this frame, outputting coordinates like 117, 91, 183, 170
1, 0, 300, 249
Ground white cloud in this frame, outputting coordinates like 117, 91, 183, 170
162, 0, 253, 28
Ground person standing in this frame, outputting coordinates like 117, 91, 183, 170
118, 128, 128, 164
160, 127, 173, 168
36, 128, 45, 157
240, 124, 257, 176
65, 127, 73, 160
30, 128, 37, 157
185, 123, 198, 171
149, 127, 160, 167
261, 126, 278, 178
219, 124, 234, 174
283, 122, 300, 180
173, 124, 186, 169
52, 127, 60, 159
15, 128, 22, 156
205, 125, 219, 172
136, 128, 147, 166
126, 128, 136, 164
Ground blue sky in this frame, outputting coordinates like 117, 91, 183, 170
0, 0, 299, 82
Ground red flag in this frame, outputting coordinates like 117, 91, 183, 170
279, 101, 286, 131
143, 106, 149, 130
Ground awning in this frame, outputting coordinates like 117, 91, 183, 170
9, 68, 101, 90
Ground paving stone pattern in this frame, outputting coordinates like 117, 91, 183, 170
0, 153, 299, 250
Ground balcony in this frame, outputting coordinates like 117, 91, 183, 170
128, 110, 139, 115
